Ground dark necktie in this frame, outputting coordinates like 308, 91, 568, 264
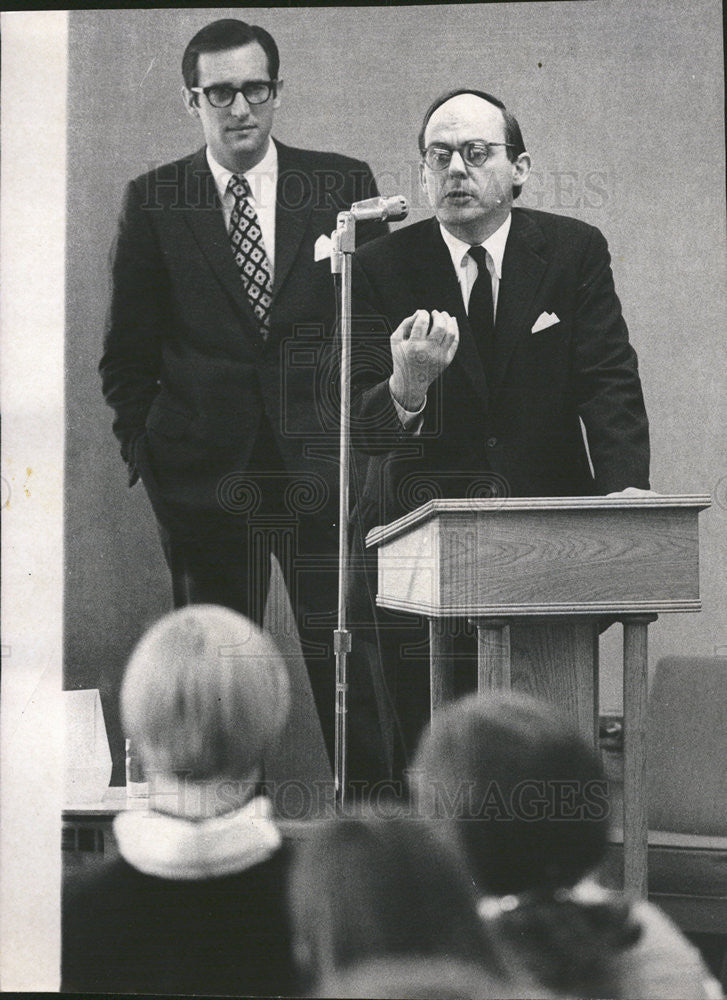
467, 245, 495, 373
228, 174, 274, 338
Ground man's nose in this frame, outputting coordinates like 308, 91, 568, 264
229, 91, 251, 117
447, 150, 468, 177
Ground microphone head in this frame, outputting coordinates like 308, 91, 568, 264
349, 195, 409, 222
386, 195, 409, 221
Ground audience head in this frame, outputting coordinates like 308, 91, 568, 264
411, 691, 610, 896
121, 605, 289, 812
411, 693, 641, 998
317, 955, 535, 999
287, 816, 505, 992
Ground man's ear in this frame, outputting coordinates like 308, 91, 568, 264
182, 86, 199, 118
272, 79, 284, 110
512, 151, 531, 188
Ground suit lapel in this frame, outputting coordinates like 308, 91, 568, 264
416, 219, 490, 408
272, 141, 313, 300
181, 148, 264, 333
491, 209, 549, 395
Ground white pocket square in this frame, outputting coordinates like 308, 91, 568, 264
314, 234, 332, 261
531, 311, 560, 334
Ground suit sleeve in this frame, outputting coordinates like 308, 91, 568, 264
99, 180, 166, 486
572, 226, 650, 492
349, 254, 411, 454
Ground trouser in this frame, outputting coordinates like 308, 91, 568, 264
157, 505, 339, 760
150, 419, 403, 792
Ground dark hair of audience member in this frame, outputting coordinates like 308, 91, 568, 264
316, 955, 541, 1000
287, 816, 513, 995
411, 692, 641, 997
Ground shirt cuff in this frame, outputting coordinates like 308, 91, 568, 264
391, 389, 426, 433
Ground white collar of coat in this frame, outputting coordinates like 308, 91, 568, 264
113, 794, 281, 880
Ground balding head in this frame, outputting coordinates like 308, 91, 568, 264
418, 89, 530, 243
418, 88, 525, 166
425, 94, 507, 149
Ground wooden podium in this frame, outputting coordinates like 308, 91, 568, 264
366, 495, 710, 896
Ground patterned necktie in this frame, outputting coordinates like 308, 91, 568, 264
228, 174, 274, 338
467, 245, 495, 373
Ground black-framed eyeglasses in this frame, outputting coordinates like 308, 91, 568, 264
423, 140, 515, 170
190, 80, 279, 108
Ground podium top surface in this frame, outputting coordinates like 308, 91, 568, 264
365, 495, 711, 548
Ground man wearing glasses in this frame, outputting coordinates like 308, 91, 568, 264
100, 18, 387, 764
347, 89, 651, 780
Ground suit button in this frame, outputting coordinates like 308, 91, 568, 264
486, 436, 498, 448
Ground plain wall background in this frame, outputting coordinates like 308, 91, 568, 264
65, 3, 727, 780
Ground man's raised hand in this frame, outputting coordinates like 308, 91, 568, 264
389, 309, 459, 411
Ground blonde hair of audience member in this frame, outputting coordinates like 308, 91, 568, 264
411, 692, 639, 998
121, 604, 289, 816
287, 816, 521, 995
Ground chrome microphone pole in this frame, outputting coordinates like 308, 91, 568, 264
331, 210, 356, 810
330, 196, 408, 810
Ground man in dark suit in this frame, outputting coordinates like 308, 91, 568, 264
347, 88, 651, 780
100, 19, 387, 756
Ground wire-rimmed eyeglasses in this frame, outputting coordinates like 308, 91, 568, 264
423, 140, 515, 170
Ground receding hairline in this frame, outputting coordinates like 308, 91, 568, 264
423, 93, 508, 143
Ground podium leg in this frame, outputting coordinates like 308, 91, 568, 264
508, 619, 599, 746
475, 619, 511, 691
429, 618, 455, 715
622, 615, 655, 898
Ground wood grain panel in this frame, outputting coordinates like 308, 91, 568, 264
475, 619, 511, 691
623, 617, 653, 898
373, 498, 708, 616
508, 620, 599, 744
429, 618, 455, 714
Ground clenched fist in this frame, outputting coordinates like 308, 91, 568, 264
388, 309, 459, 411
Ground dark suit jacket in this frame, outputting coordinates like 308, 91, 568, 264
62, 845, 295, 996
100, 140, 387, 537
349, 210, 650, 534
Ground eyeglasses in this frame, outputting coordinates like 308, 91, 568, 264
423, 140, 515, 170
190, 80, 279, 108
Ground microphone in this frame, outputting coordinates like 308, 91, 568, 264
349, 195, 409, 222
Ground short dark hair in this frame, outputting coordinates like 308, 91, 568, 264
418, 88, 527, 199
182, 18, 280, 90
412, 692, 609, 896
412, 693, 639, 998
288, 816, 505, 988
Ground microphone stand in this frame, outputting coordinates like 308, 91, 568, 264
331, 210, 356, 810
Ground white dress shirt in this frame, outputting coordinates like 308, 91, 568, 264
392, 214, 512, 426
206, 140, 278, 280
438, 212, 511, 316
